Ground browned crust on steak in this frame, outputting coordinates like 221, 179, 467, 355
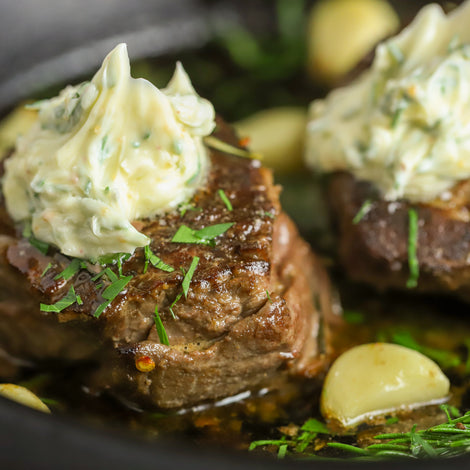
329, 172, 470, 300
0, 121, 335, 408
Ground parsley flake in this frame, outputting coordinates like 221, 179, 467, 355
169, 293, 182, 319
182, 256, 199, 299
54, 258, 82, 281
218, 189, 233, 211
144, 245, 174, 274
406, 208, 419, 288
40, 286, 81, 313
353, 200, 372, 224
93, 275, 132, 318
154, 306, 170, 346
172, 223, 233, 246
41, 262, 52, 278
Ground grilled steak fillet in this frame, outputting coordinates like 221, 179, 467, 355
329, 171, 470, 300
0, 122, 334, 408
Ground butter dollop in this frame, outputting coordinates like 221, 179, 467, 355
306, 1, 470, 202
3, 43, 215, 258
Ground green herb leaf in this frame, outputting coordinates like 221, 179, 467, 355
54, 258, 82, 281
300, 418, 330, 434
406, 208, 419, 288
266, 290, 272, 303
93, 275, 132, 318
172, 223, 233, 246
41, 262, 52, 278
144, 245, 174, 274
218, 189, 233, 211
154, 305, 170, 346
30, 236, 49, 255
40, 286, 81, 313
352, 199, 372, 224
182, 257, 199, 299
169, 293, 182, 319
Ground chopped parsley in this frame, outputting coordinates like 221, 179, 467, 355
169, 293, 182, 319
93, 275, 132, 318
143, 245, 174, 274
30, 237, 49, 255
218, 189, 233, 211
40, 286, 82, 313
95, 252, 131, 277
172, 223, 233, 246
53, 258, 83, 281
182, 256, 199, 299
40, 262, 52, 278
266, 290, 272, 303
352, 199, 372, 224
406, 208, 419, 288
154, 306, 170, 346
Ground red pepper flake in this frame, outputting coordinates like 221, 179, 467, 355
456, 422, 466, 430
135, 355, 155, 372
238, 136, 251, 148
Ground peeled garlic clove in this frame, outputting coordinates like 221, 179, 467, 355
0, 383, 51, 413
307, 0, 399, 85
234, 107, 307, 173
321, 343, 450, 427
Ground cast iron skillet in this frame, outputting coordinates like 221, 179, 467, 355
0, 0, 468, 468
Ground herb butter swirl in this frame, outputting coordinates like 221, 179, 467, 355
306, 1, 470, 202
3, 43, 215, 258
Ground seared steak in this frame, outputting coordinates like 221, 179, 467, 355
0, 122, 334, 409
329, 171, 470, 301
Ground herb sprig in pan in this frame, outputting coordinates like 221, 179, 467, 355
249, 406, 470, 460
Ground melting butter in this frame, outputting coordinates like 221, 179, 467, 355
3, 44, 215, 258
306, 1, 470, 202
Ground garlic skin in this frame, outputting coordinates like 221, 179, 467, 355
321, 343, 450, 427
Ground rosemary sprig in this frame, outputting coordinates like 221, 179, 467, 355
249, 406, 470, 460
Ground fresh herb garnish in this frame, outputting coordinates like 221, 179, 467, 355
41, 262, 52, 278
250, 406, 470, 460
30, 237, 49, 255
93, 275, 132, 318
154, 306, 170, 346
40, 286, 82, 313
218, 189, 233, 211
352, 200, 372, 224
406, 208, 419, 288
53, 258, 82, 281
266, 290, 272, 303
95, 252, 131, 277
204, 136, 261, 160
171, 223, 234, 246
169, 293, 182, 319
143, 245, 174, 274
264, 211, 275, 219
182, 256, 199, 299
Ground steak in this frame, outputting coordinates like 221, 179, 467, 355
0, 121, 335, 409
329, 171, 470, 301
